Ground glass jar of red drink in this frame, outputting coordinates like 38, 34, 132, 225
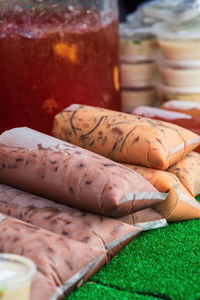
0, 0, 120, 135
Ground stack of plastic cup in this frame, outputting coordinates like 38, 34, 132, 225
153, 19, 200, 103
119, 24, 159, 113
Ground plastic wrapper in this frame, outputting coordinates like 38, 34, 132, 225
126, 0, 200, 26
132, 106, 200, 136
0, 127, 166, 217
121, 88, 156, 114
156, 83, 200, 103
168, 152, 200, 197
53, 104, 200, 170
0, 184, 141, 260
121, 163, 200, 222
120, 62, 157, 88
161, 100, 200, 118
118, 208, 167, 231
0, 213, 106, 300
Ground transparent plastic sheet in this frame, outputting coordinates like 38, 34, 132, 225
118, 208, 168, 231
126, 0, 200, 27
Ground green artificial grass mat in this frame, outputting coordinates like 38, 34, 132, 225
66, 196, 200, 300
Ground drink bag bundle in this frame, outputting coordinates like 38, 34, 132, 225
0, 127, 167, 217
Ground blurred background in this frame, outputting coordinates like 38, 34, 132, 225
119, 0, 148, 21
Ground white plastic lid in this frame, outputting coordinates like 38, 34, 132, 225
156, 55, 200, 69
152, 18, 200, 40
156, 83, 200, 94
119, 23, 154, 40
120, 54, 155, 63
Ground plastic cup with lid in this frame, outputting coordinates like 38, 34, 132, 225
119, 23, 159, 63
156, 83, 200, 103
152, 18, 200, 61
0, 253, 36, 300
156, 56, 200, 87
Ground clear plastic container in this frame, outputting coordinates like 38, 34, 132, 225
120, 23, 159, 62
0, 253, 36, 300
153, 19, 200, 61
160, 67, 200, 87
120, 61, 157, 88
157, 58, 200, 87
121, 88, 157, 113
156, 56, 200, 69
156, 83, 200, 103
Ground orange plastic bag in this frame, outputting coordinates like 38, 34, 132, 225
122, 163, 200, 222
168, 152, 200, 197
53, 104, 200, 170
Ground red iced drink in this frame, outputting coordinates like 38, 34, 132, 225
0, 9, 120, 134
